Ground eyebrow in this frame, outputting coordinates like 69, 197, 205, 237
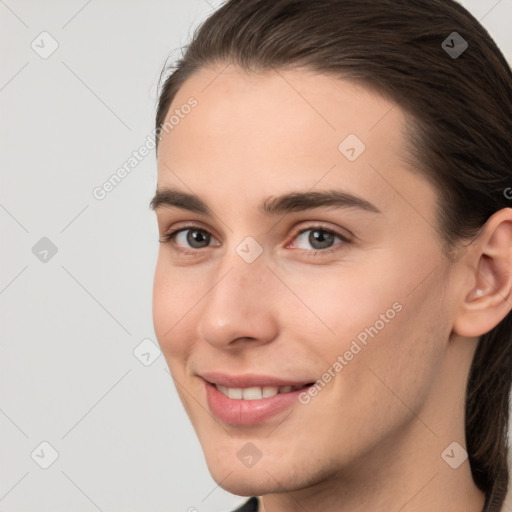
149, 187, 381, 216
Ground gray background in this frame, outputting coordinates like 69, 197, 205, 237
1, 1, 511, 511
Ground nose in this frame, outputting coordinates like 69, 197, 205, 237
196, 244, 279, 350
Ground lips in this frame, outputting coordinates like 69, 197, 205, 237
199, 372, 316, 425
203, 380, 312, 425
199, 371, 314, 388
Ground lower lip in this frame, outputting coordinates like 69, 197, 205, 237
204, 380, 310, 426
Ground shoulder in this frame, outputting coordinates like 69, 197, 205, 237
230, 496, 259, 512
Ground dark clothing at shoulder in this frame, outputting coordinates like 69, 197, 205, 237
231, 496, 259, 512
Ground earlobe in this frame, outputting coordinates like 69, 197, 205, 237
453, 208, 512, 338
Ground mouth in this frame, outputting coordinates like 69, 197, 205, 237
210, 382, 314, 400
200, 373, 316, 426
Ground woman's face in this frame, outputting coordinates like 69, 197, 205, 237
152, 65, 467, 495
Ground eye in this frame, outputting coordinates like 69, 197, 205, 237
287, 225, 350, 255
159, 223, 350, 257
159, 225, 219, 254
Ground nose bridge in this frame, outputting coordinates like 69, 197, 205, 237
212, 233, 270, 304
196, 238, 278, 347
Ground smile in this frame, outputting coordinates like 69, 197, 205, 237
214, 383, 310, 400
203, 378, 316, 426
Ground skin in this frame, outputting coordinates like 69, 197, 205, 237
152, 64, 512, 512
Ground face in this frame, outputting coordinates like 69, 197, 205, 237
152, 65, 460, 496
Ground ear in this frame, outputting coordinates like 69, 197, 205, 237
453, 208, 512, 338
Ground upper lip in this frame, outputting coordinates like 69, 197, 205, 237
199, 372, 314, 388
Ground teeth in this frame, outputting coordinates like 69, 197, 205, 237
215, 384, 301, 400
242, 387, 263, 400
262, 386, 279, 398
227, 387, 243, 399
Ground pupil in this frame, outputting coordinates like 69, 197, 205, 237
188, 229, 209, 248
310, 230, 333, 249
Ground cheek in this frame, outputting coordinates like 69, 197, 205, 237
152, 257, 198, 360
301, 251, 449, 401
280, 260, 402, 348
298, 276, 449, 462
336, 272, 449, 436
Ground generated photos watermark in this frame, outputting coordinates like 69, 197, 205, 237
92, 96, 198, 201
298, 301, 403, 404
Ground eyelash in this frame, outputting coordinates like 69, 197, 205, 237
159, 223, 351, 258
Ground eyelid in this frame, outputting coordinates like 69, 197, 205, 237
159, 220, 218, 241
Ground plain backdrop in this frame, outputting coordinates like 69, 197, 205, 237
1, 1, 512, 511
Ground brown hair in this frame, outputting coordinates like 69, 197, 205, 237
154, 1, 512, 510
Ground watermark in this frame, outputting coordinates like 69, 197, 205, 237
92, 96, 198, 201
503, 187, 512, 200
31, 31, 59, 60
441, 441, 468, 469
31, 441, 59, 469
155, 96, 198, 141
236, 236, 263, 263
441, 32, 468, 59
32, 237, 58, 263
237, 442, 263, 468
298, 301, 403, 405
338, 133, 366, 162
133, 338, 161, 367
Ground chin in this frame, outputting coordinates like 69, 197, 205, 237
206, 452, 321, 498
210, 470, 279, 497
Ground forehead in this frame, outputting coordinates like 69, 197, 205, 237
159, 64, 405, 156
155, 64, 437, 224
